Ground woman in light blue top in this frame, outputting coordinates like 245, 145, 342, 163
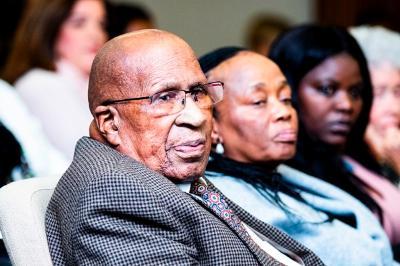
200, 47, 397, 265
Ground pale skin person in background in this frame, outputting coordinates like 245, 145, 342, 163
366, 63, 400, 176
56, 0, 107, 76
3, 0, 108, 159
350, 25, 400, 180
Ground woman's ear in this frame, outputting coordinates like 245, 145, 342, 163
93, 105, 121, 147
211, 117, 222, 145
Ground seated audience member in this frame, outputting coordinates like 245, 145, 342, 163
0, 79, 68, 183
350, 26, 400, 184
45, 30, 324, 265
199, 47, 395, 265
269, 25, 400, 252
107, 3, 155, 38
2, 0, 108, 160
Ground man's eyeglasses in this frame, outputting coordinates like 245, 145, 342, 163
101, 81, 224, 117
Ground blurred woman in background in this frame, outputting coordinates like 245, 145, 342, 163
351, 25, 400, 184
3, 0, 108, 159
269, 25, 400, 253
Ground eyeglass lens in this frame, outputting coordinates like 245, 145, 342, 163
145, 83, 223, 116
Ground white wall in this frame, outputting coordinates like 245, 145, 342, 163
110, 0, 315, 55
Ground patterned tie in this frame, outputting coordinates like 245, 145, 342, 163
190, 177, 252, 242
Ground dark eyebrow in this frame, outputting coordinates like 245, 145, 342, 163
317, 78, 339, 85
188, 82, 204, 90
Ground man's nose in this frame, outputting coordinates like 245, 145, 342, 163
175, 96, 207, 127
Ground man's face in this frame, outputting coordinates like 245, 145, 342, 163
116, 43, 212, 182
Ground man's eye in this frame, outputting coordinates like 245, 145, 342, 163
191, 86, 208, 96
317, 85, 335, 96
190, 86, 208, 101
152, 91, 179, 103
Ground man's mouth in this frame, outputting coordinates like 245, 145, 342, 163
172, 139, 206, 159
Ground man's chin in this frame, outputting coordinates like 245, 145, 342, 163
163, 161, 207, 183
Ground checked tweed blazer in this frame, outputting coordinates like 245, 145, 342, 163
46, 137, 325, 265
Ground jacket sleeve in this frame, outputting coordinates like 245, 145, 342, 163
72, 173, 199, 265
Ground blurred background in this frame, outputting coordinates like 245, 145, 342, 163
106, 0, 400, 55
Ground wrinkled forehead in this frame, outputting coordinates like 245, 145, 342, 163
127, 46, 206, 96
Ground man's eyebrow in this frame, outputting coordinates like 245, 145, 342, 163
149, 81, 180, 94
188, 81, 205, 90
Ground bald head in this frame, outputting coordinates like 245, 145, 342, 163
88, 29, 199, 114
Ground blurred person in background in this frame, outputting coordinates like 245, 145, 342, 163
0, 79, 68, 184
199, 46, 395, 265
0, 2, 75, 263
2, 0, 108, 160
0, 0, 68, 183
350, 25, 400, 184
107, 3, 155, 39
245, 14, 289, 56
269, 25, 400, 258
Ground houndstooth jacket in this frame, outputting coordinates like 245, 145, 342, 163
45, 137, 325, 265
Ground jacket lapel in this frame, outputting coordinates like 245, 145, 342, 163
188, 193, 279, 265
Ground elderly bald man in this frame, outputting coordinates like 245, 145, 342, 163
45, 30, 324, 265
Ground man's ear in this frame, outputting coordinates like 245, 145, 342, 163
93, 105, 121, 147
211, 117, 222, 145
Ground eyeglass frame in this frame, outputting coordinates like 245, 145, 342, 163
100, 81, 224, 107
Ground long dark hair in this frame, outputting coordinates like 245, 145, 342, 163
269, 25, 382, 215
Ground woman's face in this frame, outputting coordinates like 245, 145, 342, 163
210, 52, 298, 164
298, 53, 363, 149
368, 63, 400, 134
55, 0, 107, 76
